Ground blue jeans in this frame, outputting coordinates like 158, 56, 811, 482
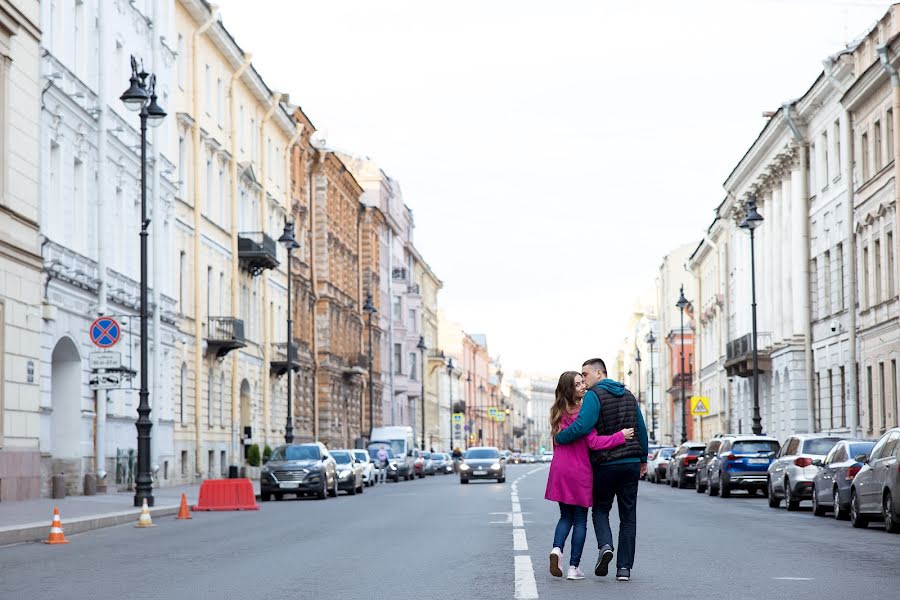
552, 502, 589, 567
592, 462, 640, 569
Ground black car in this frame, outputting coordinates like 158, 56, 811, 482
668, 442, 706, 488
695, 438, 729, 494
260, 442, 337, 501
811, 439, 876, 518
459, 447, 506, 483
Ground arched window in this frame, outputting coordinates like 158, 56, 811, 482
219, 372, 225, 426
179, 363, 187, 425
207, 369, 214, 428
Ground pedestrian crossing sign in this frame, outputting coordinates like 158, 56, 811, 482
452, 412, 464, 424
690, 396, 710, 416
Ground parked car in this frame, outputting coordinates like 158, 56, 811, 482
706, 436, 780, 497
768, 434, 841, 510
368, 442, 413, 481
811, 439, 876, 518
510, 453, 526, 464
849, 427, 900, 532
540, 452, 554, 463
647, 447, 675, 483
431, 453, 454, 474
352, 449, 378, 487
331, 450, 365, 495
525, 454, 537, 464
414, 450, 436, 477
459, 447, 506, 483
260, 442, 337, 501
695, 438, 729, 494
667, 442, 706, 488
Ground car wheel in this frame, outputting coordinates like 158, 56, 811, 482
812, 485, 827, 517
833, 488, 848, 520
720, 479, 731, 498
317, 478, 327, 500
708, 480, 719, 497
261, 492, 271, 502
785, 479, 800, 511
327, 477, 338, 497
696, 477, 707, 494
498, 477, 506, 483
677, 476, 687, 489
460, 478, 469, 484
274, 493, 284, 501
883, 492, 900, 533
768, 479, 781, 508
358, 480, 364, 494
850, 489, 869, 528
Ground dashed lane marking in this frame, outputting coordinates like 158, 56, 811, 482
513, 528, 528, 551
773, 577, 814, 581
512, 512, 524, 527
510, 465, 548, 599
514, 555, 539, 599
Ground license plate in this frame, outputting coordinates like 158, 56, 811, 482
749, 459, 769, 464
279, 482, 300, 489
473, 470, 487, 475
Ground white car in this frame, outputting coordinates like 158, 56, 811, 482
352, 449, 378, 487
541, 452, 554, 463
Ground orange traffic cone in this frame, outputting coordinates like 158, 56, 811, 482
176, 493, 192, 520
135, 498, 155, 528
44, 507, 69, 544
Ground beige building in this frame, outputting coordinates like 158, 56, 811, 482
0, 0, 42, 500
415, 253, 443, 450
173, 0, 299, 481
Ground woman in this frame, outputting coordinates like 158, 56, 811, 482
544, 371, 634, 580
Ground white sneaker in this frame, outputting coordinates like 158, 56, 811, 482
549, 548, 563, 577
567, 566, 585, 580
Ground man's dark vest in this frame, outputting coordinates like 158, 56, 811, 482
589, 384, 643, 466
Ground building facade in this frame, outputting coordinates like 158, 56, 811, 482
0, 0, 42, 501
415, 253, 443, 450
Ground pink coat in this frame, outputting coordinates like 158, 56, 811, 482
544, 411, 626, 508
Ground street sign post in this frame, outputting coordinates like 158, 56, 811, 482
690, 396, 710, 416
90, 317, 121, 348
90, 351, 122, 370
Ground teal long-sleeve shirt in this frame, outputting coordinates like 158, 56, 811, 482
555, 389, 649, 464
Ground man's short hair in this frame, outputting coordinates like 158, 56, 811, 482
582, 358, 607, 374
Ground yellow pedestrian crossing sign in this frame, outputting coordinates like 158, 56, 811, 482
452, 412, 464, 424
690, 396, 710, 416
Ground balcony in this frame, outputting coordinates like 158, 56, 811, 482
725, 332, 773, 378
206, 317, 246, 358
667, 372, 693, 395
392, 268, 408, 281
238, 232, 279, 276
270, 342, 302, 377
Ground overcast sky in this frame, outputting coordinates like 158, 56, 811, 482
217, 0, 890, 378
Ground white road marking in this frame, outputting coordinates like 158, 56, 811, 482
512, 501, 521, 513
514, 555, 539, 599
513, 528, 528, 551
773, 577, 814, 581
512, 512, 524, 527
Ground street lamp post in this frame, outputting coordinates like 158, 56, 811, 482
278, 222, 300, 443
645, 331, 657, 443
478, 383, 486, 445
740, 196, 765, 436
363, 294, 377, 440
491, 389, 497, 447
676, 286, 690, 444
447, 358, 455, 451
417, 336, 426, 451
120, 56, 166, 508
635, 348, 642, 423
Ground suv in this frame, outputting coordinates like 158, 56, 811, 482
695, 438, 729, 494
667, 442, 706, 489
707, 436, 780, 497
849, 427, 900, 532
768, 434, 841, 511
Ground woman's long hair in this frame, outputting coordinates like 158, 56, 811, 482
549, 371, 580, 441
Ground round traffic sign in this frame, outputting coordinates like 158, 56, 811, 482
90, 317, 121, 348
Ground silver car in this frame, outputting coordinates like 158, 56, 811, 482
768, 434, 841, 511
849, 427, 900, 532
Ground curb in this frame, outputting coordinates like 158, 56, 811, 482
0, 504, 180, 546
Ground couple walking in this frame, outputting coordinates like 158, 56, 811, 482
544, 358, 649, 581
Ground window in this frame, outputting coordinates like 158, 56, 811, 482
823, 250, 832, 316
216, 77, 223, 124
204, 65, 211, 114
208, 369, 214, 427
392, 296, 401, 320
179, 251, 187, 313
208, 450, 215, 476
828, 369, 834, 430
834, 120, 842, 174
821, 130, 829, 187
181, 451, 188, 476
394, 343, 402, 375
877, 361, 888, 431
177, 34, 185, 88
219, 372, 225, 426
861, 132, 869, 180
220, 451, 227, 477
219, 161, 227, 226
206, 153, 214, 220
239, 105, 245, 150
207, 266, 213, 318
810, 257, 819, 318
837, 243, 845, 310
888, 232, 896, 297
867, 365, 874, 432
875, 120, 882, 170
409, 352, 417, 380
815, 372, 822, 430
840, 366, 847, 428
180, 363, 187, 425
888, 109, 895, 162
178, 135, 186, 197
863, 245, 870, 308
874, 239, 882, 303
219, 272, 225, 317
408, 308, 416, 329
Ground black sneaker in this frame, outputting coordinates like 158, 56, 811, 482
594, 545, 613, 577
616, 568, 631, 581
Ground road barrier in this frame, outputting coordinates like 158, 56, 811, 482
192, 478, 259, 511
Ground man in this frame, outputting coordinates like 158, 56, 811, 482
376, 446, 389, 484
555, 358, 649, 582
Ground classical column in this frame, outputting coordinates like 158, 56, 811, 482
781, 172, 793, 341
770, 182, 783, 342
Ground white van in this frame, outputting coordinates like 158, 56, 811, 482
368, 426, 415, 481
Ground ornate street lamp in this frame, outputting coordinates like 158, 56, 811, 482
363, 294, 377, 440
278, 221, 300, 443
645, 331, 657, 443
676, 286, 690, 444
739, 196, 764, 436
417, 336, 426, 451
634, 348, 642, 426
120, 57, 166, 508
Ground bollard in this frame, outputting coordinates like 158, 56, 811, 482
51, 474, 66, 499
228, 465, 239, 479
83, 473, 97, 496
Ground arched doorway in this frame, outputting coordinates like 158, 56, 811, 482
51, 337, 82, 460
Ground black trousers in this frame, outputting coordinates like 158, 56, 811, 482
591, 462, 640, 569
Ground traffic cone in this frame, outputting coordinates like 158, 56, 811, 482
176, 493, 192, 520
135, 498, 155, 528
44, 507, 69, 544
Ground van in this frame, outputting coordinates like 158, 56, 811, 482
368, 426, 416, 481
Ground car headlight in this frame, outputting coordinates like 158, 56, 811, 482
491, 463, 501, 470
339, 470, 352, 479
389, 463, 398, 470
459, 463, 470, 471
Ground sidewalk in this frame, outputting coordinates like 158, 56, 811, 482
0, 480, 260, 546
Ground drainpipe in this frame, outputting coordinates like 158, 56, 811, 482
192, 4, 218, 478
828, 57, 860, 438
259, 92, 282, 452
388, 227, 395, 425
95, 0, 109, 483
229, 52, 252, 465
782, 101, 815, 434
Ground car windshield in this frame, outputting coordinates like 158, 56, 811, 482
732, 441, 780, 454
371, 440, 406, 456
270, 445, 320, 461
849, 442, 876, 458
686, 448, 704, 455
331, 451, 352, 464
422, 452, 431, 459
658, 448, 675, 458
352, 452, 369, 462
466, 449, 500, 459
802, 438, 840, 455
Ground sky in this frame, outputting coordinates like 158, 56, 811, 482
216, 0, 891, 378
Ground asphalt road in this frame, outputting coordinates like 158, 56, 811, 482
0, 465, 897, 600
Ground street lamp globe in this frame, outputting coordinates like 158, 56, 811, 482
145, 75, 166, 127
635, 348, 641, 364
417, 336, 426, 352
645, 331, 656, 346
277, 221, 300, 249
363, 293, 376, 315
739, 196, 764, 232
676, 285, 689, 311
120, 57, 149, 111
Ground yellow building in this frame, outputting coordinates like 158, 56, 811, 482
173, 1, 300, 481
415, 253, 443, 450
